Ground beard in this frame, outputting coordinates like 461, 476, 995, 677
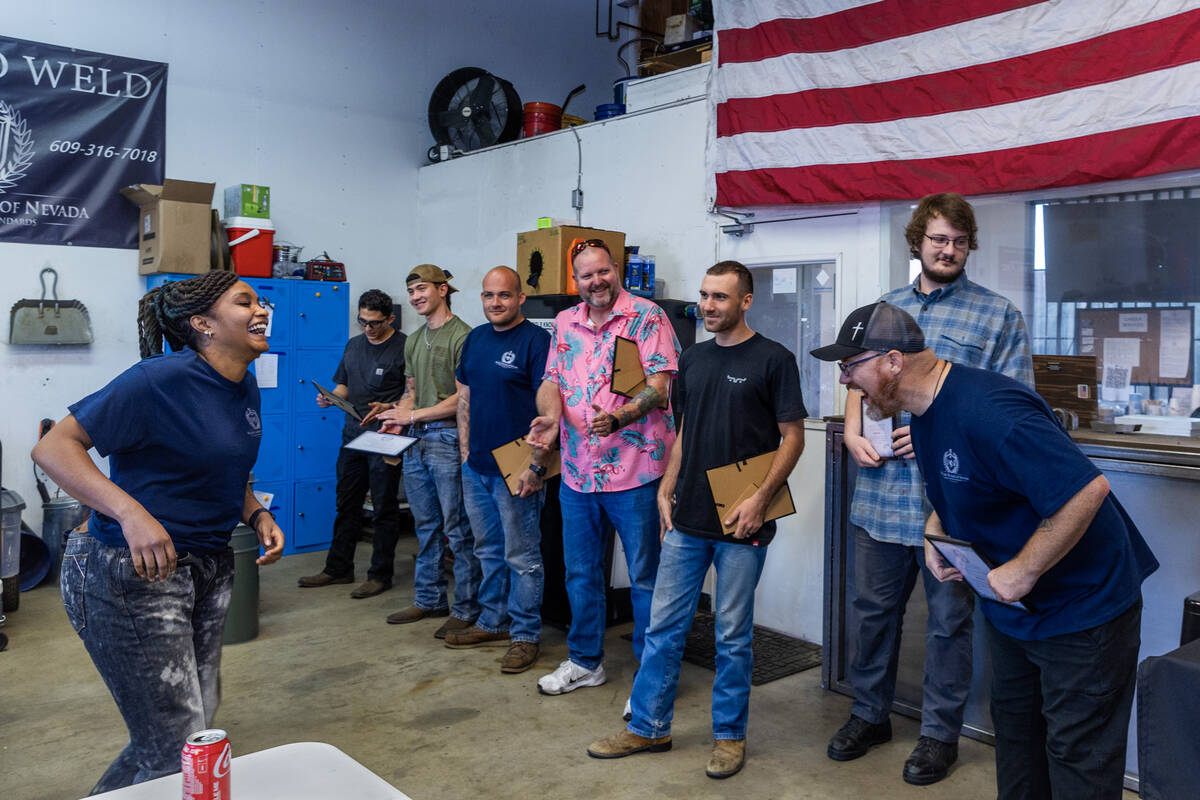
920, 253, 966, 286
703, 311, 737, 333
864, 372, 903, 419
581, 282, 613, 309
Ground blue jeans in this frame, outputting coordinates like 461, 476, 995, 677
403, 427, 479, 620
61, 533, 233, 795
559, 479, 661, 670
460, 462, 545, 642
627, 528, 768, 740
985, 598, 1141, 800
848, 526, 974, 742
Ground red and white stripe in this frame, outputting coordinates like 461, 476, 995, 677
709, 0, 1200, 206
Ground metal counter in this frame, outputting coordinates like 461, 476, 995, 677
822, 421, 1200, 791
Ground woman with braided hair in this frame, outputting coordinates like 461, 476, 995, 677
32, 270, 285, 795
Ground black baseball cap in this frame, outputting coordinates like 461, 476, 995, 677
810, 301, 926, 361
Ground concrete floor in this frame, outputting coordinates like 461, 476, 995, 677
0, 536, 1071, 800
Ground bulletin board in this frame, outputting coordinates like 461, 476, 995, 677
1075, 308, 1194, 387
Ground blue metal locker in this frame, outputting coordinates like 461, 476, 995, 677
294, 411, 345, 481
252, 414, 291, 483
293, 479, 338, 550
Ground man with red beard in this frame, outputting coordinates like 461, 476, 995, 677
811, 301, 1155, 800
820, 194, 1032, 787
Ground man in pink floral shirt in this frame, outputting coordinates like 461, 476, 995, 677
528, 239, 680, 705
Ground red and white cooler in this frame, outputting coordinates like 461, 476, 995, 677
225, 216, 275, 278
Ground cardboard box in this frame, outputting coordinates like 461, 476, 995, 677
664, 13, 701, 46
516, 225, 625, 295
224, 183, 271, 219
121, 180, 216, 275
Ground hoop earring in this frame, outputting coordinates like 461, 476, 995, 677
204, 330, 213, 338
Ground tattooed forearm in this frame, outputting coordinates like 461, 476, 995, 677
614, 384, 663, 428
456, 385, 471, 463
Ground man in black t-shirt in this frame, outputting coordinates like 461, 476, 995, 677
299, 289, 407, 598
587, 261, 806, 779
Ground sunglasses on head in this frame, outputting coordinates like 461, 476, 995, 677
569, 238, 610, 260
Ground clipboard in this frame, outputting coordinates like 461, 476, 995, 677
861, 399, 896, 459
924, 533, 1036, 613
611, 336, 666, 408
313, 381, 362, 421
490, 436, 561, 496
344, 430, 419, 457
705, 450, 796, 535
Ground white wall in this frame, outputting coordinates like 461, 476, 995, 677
1, 0, 634, 531
415, 96, 717, 328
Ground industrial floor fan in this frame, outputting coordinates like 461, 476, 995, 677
427, 67, 521, 161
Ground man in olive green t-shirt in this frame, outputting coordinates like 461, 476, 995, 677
373, 264, 479, 638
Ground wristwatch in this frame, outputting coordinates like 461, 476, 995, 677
528, 463, 548, 478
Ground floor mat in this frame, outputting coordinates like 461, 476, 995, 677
625, 611, 822, 686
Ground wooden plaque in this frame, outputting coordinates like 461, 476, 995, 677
490, 437, 561, 497
705, 450, 795, 535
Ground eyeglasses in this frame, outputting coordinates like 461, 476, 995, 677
569, 238, 611, 260
357, 317, 388, 330
837, 351, 886, 376
924, 233, 970, 250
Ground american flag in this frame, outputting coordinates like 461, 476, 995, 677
708, 0, 1200, 207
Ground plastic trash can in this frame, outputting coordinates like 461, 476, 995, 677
222, 525, 260, 644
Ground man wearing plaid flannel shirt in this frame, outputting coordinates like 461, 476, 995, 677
827, 193, 1033, 786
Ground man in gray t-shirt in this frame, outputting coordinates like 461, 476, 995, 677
298, 289, 407, 599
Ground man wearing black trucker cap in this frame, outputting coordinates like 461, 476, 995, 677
817, 194, 1033, 788
812, 302, 1157, 800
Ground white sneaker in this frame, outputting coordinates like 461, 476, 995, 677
623, 696, 632, 721
537, 659, 607, 695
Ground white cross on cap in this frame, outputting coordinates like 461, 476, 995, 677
851, 321, 864, 339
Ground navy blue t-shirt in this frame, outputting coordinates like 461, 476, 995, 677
911, 365, 1157, 640
69, 349, 263, 554
454, 320, 550, 477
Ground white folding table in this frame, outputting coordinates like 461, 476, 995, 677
90, 741, 413, 799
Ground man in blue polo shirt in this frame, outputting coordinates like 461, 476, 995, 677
447, 266, 552, 675
812, 302, 1157, 800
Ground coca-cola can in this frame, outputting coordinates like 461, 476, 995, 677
181, 729, 231, 800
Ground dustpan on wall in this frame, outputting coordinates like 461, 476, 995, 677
9, 267, 93, 345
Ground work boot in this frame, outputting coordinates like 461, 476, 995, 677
434, 615, 475, 640
350, 579, 391, 599
385, 604, 449, 624
500, 642, 539, 674
444, 624, 510, 649
706, 739, 746, 779
827, 715, 892, 761
587, 729, 672, 759
297, 571, 353, 588
902, 736, 958, 786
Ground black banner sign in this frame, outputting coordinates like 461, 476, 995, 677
0, 35, 166, 248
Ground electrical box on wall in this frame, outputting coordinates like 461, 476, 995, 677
515, 225, 625, 295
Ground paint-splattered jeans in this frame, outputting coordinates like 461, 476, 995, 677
61, 533, 233, 795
